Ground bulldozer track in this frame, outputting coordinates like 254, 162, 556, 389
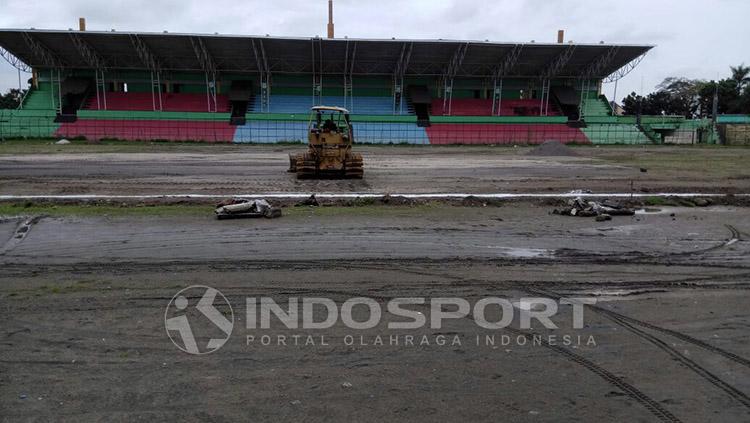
295, 153, 318, 180
344, 153, 364, 179
526, 287, 750, 409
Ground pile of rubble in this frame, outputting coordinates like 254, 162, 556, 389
553, 197, 635, 221
215, 198, 282, 220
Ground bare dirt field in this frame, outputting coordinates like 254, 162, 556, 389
2, 142, 750, 422
1, 203, 750, 422
1, 143, 749, 196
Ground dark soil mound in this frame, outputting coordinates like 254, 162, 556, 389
526, 141, 578, 157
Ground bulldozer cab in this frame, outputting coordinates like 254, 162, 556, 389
308, 106, 352, 147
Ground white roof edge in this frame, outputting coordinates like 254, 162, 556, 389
0, 28, 656, 48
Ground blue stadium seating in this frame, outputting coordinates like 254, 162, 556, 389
233, 120, 428, 144
352, 123, 429, 144
250, 95, 400, 115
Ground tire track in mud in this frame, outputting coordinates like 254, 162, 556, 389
557, 223, 744, 264
528, 283, 750, 369
202, 283, 685, 423
0, 215, 43, 255
665, 224, 741, 257
3, 257, 750, 279
3, 263, 741, 422
526, 287, 750, 410
503, 326, 683, 423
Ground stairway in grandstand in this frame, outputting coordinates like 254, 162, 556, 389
578, 94, 652, 144
581, 123, 651, 144
18, 89, 56, 110
407, 85, 432, 127
580, 94, 614, 118
228, 80, 253, 125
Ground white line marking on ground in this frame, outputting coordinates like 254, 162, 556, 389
0, 193, 747, 200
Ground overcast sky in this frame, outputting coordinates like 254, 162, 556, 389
1, 0, 748, 102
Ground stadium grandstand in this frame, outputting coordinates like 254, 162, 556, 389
0, 14, 714, 144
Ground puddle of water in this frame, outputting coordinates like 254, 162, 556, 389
635, 206, 737, 215
473, 245, 552, 258
496, 247, 552, 258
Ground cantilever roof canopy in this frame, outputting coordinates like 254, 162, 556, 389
0, 29, 653, 81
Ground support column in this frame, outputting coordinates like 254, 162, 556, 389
539, 78, 551, 116
343, 40, 356, 112
50, 68, 62, 115
392, 42, 412, 115
441, 43, 469, 116
150, 71, 162, 111
95, 69, 107, 110
492, 78, 503, 116
311, 38, 323, 106
205, 72, 218, 113
251, 39, 271, 113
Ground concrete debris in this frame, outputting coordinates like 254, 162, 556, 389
380, 194, 415, 205
296, 194, 319, 207
55, 139, 71, 145
553, 197, 635, 219
462, 195, 487, 207
341, 382, 353, 388
595, 214, 612, 222
215, 198, 282, 220
692, 198, 712, 207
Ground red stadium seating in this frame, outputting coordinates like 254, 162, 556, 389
431, 99, 491, 116
430, 99, 560, 116
84, 92, 231, 113
425, 124, 589, 145
55, 119, 236, 142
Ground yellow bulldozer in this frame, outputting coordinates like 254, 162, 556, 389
288, 106, 363, 179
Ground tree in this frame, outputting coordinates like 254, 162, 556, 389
0, 88, 26, 109
621, 78, 700, 118
696, 79, 746, 117
730, 64, 750, 95
621, 92, 642, 115
654, 77, 701, 118
646, 90, 680, 115
742, 84, 750, 114
620, 65, 750, 118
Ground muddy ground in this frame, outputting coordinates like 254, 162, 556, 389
2, 143, 750, 421
1, 144, 750, 196
1, 203, 750, 422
